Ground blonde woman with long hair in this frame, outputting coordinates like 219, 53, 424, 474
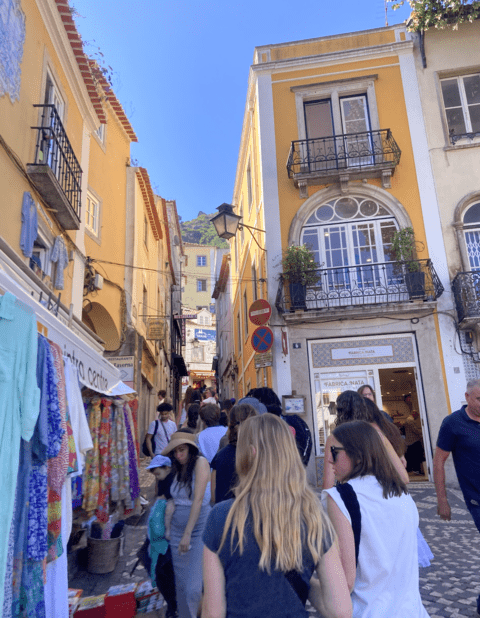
202, 414, 352, 618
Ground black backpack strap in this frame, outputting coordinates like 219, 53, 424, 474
284, 570, 309, 606
336, 482, 361, 566
152, 420, 159, 452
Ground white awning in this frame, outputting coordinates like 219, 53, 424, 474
0, 269, 135, 396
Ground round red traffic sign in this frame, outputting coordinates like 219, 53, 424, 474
248, 299, 272, 326
251, 326, 274, 353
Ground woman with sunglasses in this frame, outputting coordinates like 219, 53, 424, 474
323, 421, 429, 617
323, 391, 408, 490
203, 414, 352, 618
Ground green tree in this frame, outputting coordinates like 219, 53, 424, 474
391, 0, 480, 31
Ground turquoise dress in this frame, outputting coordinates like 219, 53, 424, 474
0, 292, 40, 612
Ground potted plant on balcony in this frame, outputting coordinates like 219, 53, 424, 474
282, 244, 319, 310
391, 227, 425, 299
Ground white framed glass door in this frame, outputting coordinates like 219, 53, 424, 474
340, 95, 373, 167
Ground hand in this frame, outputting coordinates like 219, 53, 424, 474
437, 499, 451, 521
178, 532, 191, 555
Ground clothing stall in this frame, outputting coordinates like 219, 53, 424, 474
0, 270, 139, 618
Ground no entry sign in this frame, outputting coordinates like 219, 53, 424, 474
249, 299, 272, 326
251, 326, 274, 353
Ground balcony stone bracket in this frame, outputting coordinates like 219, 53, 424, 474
298, 180, 308, 199
339, 174, 349, 194
382, 169, 392, 189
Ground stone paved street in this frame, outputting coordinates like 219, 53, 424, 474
69, 474, 480, 617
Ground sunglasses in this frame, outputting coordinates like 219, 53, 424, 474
330, 445, 345, 462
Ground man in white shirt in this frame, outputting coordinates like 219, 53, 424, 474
145, 403, 177, 458
201, 387, 217, 406
197, 403, 226, 463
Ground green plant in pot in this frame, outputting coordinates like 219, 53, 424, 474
282, 244, 319, 309
391, 227, 425, 299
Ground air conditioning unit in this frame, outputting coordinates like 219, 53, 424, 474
94, 273, 104, 290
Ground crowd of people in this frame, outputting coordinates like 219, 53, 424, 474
140, 379, 480, 618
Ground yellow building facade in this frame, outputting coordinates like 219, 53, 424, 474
231, 23, 453, 485
0, 0, 184, 444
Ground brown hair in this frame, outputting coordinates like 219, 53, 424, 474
333, 420, 408, 499
357, 384, 376, 404
363, 398, 405, 457
228, 403, 256, 445
199, 403, 220, 427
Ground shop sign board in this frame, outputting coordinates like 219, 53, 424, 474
147, 318, 165, 340
108, 356, 134, 382
194, 328, 216, 342
248, 299, 272, 326
251, 326, 274, 353
331, 345, 393, 361
254, 351, 273, 368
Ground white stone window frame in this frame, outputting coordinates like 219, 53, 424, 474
292, 74, 380, 142
436, 68, 480, 149
197, 255, 207, 267
85, 188, 102, 243
454, 191, 480, 271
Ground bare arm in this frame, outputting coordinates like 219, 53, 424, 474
211, 470, 217, 504
145, 434, 154, 458
178, 457, 210, 553
309, 541, 352, 618
203, 546, 226, 618
327, 495, 356, 593
323, 434, 336, 490
433, 447, 451, 521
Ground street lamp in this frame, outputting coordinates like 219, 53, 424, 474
210, 203, 242, 240
210, 203, 266, 250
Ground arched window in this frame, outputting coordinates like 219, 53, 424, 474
301, 196, 399, 270
297, 195, 404, 307
463, 202, 480, 271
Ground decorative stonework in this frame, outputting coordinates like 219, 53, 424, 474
311, 336, 415, 368
0, 0, 26, 103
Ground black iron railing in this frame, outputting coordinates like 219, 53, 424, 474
30, 104, 82, 220
287, 129, 401, 177
276, 259, 444, 313
452, 271, 480, 323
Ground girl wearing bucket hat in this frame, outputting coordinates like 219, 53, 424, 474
161, 430, 211, 618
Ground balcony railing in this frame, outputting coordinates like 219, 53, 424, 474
287, 129, 401, 193
27, 104, 82, 229
276, 259, 444, 314
452, 271, 480, 325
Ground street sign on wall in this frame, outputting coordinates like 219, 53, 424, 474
194, 328, 216, 342
251, 326, 274, 353
249, 299, 272, 326
254, 352, 273, 368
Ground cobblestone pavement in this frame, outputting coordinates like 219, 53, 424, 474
69, 474, 480, 617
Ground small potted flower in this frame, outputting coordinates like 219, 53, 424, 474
282, 244, 319, 310
391, 227, 425, 299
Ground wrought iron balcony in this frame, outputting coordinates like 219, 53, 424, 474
275, 259, 444, 314
287, 129, 401, 195
452, 271, 480, 326
27, 104, 82, 230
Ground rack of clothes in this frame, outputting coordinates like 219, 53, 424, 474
0, 289, 140, 618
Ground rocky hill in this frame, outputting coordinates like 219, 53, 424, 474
180, 212, 228, 248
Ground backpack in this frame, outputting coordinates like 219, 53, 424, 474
142, 420, 159, 457
282, 414, 312, 466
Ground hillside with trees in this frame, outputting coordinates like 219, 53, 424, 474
180, 212, 229, 248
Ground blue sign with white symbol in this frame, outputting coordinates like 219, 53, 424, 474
251, 326, 274, 353
194, 328, 216, 342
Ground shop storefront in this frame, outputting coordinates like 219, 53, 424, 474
308, 333, 432, 483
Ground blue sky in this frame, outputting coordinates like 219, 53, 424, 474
72, 0, 411, 222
